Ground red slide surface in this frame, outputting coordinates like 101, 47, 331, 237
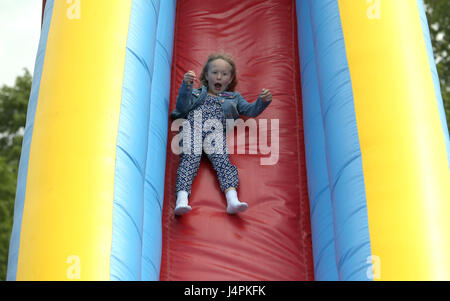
161, 0, 313, 280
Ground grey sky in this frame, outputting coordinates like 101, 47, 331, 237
0, 0, 41, 87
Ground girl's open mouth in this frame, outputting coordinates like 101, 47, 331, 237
214, 83, 223, 90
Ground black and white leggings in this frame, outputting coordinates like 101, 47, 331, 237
175, 95, 239, 196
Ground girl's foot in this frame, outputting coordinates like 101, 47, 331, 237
174, 191, 191, 216
174, 202, 192, 216
225, 189, 248, 214
227, 201, 248, 214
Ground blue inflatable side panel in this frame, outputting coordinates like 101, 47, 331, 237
110, 0, 161, 280
6, 0, 55, 281
141, 0, 176, 281
416, 0, 450, 169
296, 0, 338, 281
307, 0, 372, 280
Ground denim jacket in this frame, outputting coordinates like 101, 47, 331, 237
169, 82, 271, 120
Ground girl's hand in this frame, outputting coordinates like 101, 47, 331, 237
183, 70, 196, 85
259, 88, 272, 102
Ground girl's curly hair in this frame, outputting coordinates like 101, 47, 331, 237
199, 52, 238, 92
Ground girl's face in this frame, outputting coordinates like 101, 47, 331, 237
206, 59, 234, 94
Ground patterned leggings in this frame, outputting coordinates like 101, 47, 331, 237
175, 95, 239, 196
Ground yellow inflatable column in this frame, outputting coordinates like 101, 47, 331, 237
16, 0, 132, 280
338, 0, 450, 280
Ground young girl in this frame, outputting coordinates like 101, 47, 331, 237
170, 53, 272, 215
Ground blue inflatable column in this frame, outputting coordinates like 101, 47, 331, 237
296, 0, 338, 281
110, 0, 161, 280
307, 0, 372, 280
141, 0, 176, 281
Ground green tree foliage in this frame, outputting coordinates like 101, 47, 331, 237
424, 0, 450, 134
0, 69, 31, 280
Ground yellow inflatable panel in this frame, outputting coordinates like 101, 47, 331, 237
17, 0, 132, 280
339, 0, 450, 280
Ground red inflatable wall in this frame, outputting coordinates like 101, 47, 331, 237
161, 0, 313, 280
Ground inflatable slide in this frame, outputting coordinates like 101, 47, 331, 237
7, 0, 450, 280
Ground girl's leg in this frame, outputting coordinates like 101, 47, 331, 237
175, 153, 202, 196
206, 153, 247, 214
174, 112, 201, 215
175, 153, 201, 215
206, 152, 239, 192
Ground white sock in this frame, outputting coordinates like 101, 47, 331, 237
225, 189, 248, 214
174, 190, 191, 216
